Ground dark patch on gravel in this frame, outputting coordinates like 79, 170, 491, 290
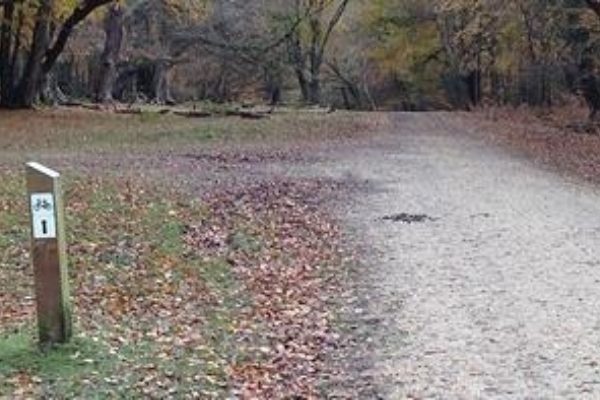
382, 213, 437, 224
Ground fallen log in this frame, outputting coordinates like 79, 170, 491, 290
225, 110, 270, 120
173, 110, 213, 118
114, 108, 143, 115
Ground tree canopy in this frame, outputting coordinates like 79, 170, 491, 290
3, 0, 600, 111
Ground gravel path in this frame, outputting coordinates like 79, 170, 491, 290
298, 113, 600, 398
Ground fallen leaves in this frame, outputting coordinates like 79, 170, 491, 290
0, 176, 234, 397
186, 179, 345, 398
0, 107, 385, 398
472, 106, 600, 185
1, 169, 349, 398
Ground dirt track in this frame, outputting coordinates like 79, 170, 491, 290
289, 113, 600, 398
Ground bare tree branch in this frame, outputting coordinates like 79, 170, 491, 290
43, 0, 114, 73
172, 2, 328, 66
320, 0, 350, 53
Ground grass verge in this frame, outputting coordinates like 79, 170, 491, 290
0, 173, 242, 398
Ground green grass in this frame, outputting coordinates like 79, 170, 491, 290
0, 173, 243, 397
146, 202, 186, 255
0, 326, 234, 398
0, 330, 119, 397
0, 107, 369, 155
0, 108, 362, 396
228, 230, 262, 253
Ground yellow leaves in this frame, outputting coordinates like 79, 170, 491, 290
495, 18, 523, 73
366, 1, 441, 76
2, 0, 110, 30
371, 20, 440, 76
160, 0, 210, 24
53, 0, 80, 21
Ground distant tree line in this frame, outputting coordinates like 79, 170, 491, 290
0, 0, 353, 109
3, 0, 600, 115
367, 0, 600, 117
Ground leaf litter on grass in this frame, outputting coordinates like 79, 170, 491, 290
185, 179, 347, 398
1, 170, 349, 398
1, 174, 237, 398
0, 108, 388, 398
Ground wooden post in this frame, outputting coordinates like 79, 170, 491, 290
26, 162, 71, 347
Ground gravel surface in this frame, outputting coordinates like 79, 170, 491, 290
283, 112, 600, 398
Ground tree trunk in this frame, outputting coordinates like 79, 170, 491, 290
294, 68, 309, 101
1, 0, 112, 108
96, 3, 124, 103
580, 70, 600, 121
327, 60, 363, 109
340, 87, 350, 109
263, 65, 282, 105
0, 0, 15, 106
307, 77, 320, 104
307, 13, 322, 105
287, 32, 310, 103
14, 0, 53, 107
151, 60, 174, 104
39, 70, 67, 105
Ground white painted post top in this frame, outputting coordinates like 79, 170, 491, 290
26, 162, 60, 178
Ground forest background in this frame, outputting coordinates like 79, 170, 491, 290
2, 0, 600, 116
